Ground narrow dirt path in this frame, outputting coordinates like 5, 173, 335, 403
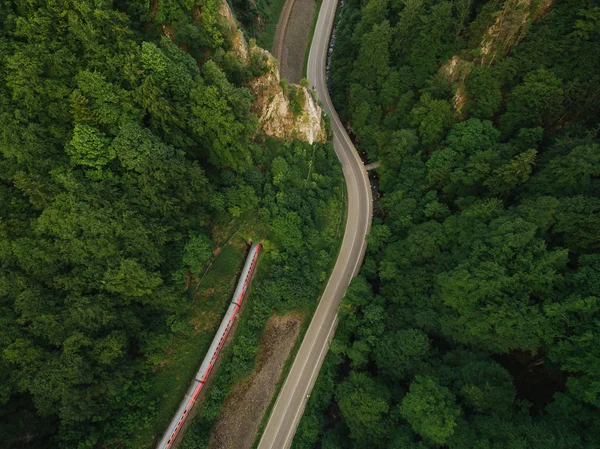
273, 0, 296, 59
207, 313, 303, 449
280, 0, 315, 83
273, 0, 316, 83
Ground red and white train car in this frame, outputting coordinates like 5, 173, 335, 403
157, 242, 263, 449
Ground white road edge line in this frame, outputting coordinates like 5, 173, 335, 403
257, 0, 373, 446
281, 315, 339, 448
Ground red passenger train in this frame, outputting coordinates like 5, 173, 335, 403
157, 242, 263, 449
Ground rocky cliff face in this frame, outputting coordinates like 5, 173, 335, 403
218, 2, 326, 144
442, 56, 473, 115
479, 0, 554, 65
441, 0, 555, 115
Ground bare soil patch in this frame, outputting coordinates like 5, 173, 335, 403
280, 0, 316, 83
273, 0, 296, 60
207, 313, 303, 449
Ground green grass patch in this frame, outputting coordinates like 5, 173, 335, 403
248, 0, 289, 51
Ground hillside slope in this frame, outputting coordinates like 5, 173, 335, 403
293, 0, 600, 447
0, 0, 333, 447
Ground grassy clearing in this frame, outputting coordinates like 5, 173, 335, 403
251, 0, 289, 51
302, 0, 323, 77
143, 248, 243, 443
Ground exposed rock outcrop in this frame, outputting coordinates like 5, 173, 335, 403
218, 2, 250, 64
440, 0, 555, 114
442, 56, 473, 85
218, 2, 326, 143
248, 47, 325, 143
442, 56, 473, 116
479, 0, 555, 64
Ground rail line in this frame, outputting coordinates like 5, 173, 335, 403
157, 242, 263, 449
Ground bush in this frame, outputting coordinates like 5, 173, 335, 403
183, 233, 213, 274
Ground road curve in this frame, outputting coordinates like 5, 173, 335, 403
256, 0, 372, 447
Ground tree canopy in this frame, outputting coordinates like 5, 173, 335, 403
0, 1, 342, 447
293, 0, 600, 448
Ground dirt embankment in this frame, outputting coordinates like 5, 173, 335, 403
207, 313, 303, 449
274, 0, 316, 83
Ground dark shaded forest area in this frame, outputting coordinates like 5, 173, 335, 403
294, 0, 600, 448
0, 0, 342, 447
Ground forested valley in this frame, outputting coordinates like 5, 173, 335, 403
294, 0, 600, 448
0, 1, 343, 447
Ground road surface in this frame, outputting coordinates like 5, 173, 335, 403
256, 0, 373, 447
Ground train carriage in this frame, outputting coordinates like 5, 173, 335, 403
157, 242, 262, 449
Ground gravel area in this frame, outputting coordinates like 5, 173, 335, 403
207, 313, 302, 449
280, 0, 316, 83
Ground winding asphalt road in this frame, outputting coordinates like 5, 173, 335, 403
256, 0, 372, 447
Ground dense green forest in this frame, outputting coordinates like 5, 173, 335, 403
0, 0, 342, 447
294, 0, 600, 448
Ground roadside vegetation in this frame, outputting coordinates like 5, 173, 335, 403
294, 0, 600, 448
179, 137, 343, 448
0, 1, 342, 448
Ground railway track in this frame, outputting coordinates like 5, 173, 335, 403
157, 243, 263, 449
